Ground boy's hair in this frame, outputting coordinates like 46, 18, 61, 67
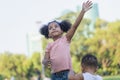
81, 54, 98, 68
40, 20, 71, 38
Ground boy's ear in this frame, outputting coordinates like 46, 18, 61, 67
95, 66, 99, 72
81, 64, 86, 72
96, 66, 99, 70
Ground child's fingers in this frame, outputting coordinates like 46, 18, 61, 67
86, 0, 90, 4
47, 60, 51, 68
87, 0, 92, 4
85, 1, 92, 7
88, 1, 93, 7
83, 0, 92, 11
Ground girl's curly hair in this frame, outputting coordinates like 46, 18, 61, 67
39, 20, 71, 38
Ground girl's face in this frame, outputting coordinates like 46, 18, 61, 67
48, 22, 63, 38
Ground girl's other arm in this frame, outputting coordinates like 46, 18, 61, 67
42, 52, 50, 66
66, 0, 92, 41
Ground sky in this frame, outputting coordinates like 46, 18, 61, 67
0, 0, 120, 55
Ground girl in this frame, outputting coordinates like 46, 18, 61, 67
40, 0, 92, 80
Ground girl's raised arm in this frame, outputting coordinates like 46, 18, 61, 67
66, 0, 92, 41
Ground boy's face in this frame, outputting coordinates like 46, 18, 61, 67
48, 22, 63, 38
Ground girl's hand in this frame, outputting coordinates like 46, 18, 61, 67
42, 51, 51, 68
47, 60, 51, 68
42, 59, 51, 68
82, 0, 92, 12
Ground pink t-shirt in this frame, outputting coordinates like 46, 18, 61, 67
45, 36, 72, 73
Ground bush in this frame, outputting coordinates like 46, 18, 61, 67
0, 74, 4, 80
103, 75, 120, 80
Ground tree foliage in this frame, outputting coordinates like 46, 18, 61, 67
0, 52, 42, 80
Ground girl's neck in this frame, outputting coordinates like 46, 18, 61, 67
53, 35, 62, 41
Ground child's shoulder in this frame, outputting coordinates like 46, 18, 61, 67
82, 72, 102, 80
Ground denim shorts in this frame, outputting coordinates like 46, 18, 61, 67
51, 70, 69, 80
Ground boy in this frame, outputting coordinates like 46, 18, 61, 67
69, 54, 102, 80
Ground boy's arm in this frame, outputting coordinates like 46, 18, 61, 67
68, 70, 76, 80
68, 71, 84, 80
66, 0, 92, 41
75, 73, 84, 80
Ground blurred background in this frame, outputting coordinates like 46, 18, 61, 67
0, 0, 120, 80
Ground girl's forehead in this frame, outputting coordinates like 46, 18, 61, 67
48, 22, 59, 26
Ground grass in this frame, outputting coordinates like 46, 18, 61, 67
103, 75, 120, 80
